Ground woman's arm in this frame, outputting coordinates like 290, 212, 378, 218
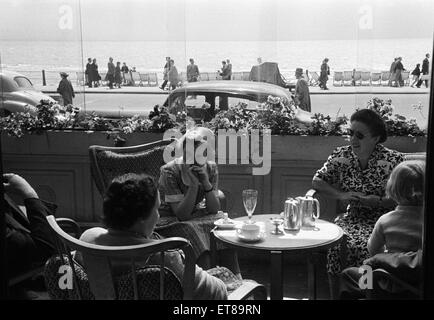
192, 165, 220, 214
312, 176, 363, 201
170, 183, 199, 221
367, 220, 386, 256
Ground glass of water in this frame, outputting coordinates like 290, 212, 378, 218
242, 189, 258, 223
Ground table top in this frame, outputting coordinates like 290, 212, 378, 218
212, 214, 344, 252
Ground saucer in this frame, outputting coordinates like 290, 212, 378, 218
214, 218, 236, 230
237, 232, 265, 243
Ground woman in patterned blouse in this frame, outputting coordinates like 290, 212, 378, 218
312, 109, 404, 298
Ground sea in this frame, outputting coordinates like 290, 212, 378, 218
0, 38, 432, 83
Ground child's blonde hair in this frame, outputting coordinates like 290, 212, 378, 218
386, 160, 425, 206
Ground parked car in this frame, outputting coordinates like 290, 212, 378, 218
0, 71, 56, 116
163, 80, 296, 121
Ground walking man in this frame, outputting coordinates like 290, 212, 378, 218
57, 72, 75, 106
187, 58, 200, 82
107, 57, 115, 89
416, 53, 430, 88
294, 68, 311, 112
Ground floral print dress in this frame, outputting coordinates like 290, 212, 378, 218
314, 144, 404, 275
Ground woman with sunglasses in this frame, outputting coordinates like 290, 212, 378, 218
312, 109, 404, 298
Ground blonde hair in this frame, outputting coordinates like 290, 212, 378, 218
386, 160, 425, 206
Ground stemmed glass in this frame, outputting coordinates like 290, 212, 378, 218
242, 189, 258, 224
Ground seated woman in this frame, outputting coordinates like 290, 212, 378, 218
339, 160, 425, 299
79, 173, 228, 300
312, 108, 404, 297
157, 127, 240, 274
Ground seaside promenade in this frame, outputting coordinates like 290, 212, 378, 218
36, 83, 430, 128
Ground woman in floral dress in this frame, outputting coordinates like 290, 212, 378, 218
312, 109, 404, 297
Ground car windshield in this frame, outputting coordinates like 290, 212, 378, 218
14, 76, 34, 89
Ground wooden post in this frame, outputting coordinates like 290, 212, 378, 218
42, 70, 46, 86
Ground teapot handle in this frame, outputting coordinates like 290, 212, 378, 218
313, 198, 320, 219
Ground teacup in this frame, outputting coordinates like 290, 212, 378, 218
237, 223, 260, 239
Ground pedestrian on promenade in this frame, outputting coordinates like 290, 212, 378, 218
388, 57, 398, 87
160, 57, 171, 90
168, 59, 179, 90
219, 61, 230, 80
394, 57, 405, 87
91, 58, 100, 87
187, 58, 200, 82
114, 61, 122, 88
85, 58, 92, 87
416, 53, 430, 88
257, 57, 263, 65
107, 57, 115, 89
294, 68, 311, 112
410, 63, 421, 87
319, 58, 330, 90
57, 72, 75, 106
121, 62, 129, 85
226, 59, 232, 80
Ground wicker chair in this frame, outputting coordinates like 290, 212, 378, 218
44, 216, 267, 300
89, 140, 174, 196
89, 139, 227, 210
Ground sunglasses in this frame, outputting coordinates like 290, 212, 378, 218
347, 129, 367, 140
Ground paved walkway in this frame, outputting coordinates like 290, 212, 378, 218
36, 83, 430, 95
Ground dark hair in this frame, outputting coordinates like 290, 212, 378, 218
350, 109, 387, 143
103, 173, 158, 230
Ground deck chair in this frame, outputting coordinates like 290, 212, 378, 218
122, 71, 133, 86
76, 71, 85, 86
130, 71, 141, 86
139, 73, 150, 86
148, 73, 158, 86
351, 71, 361, 86
242, 72, 251, 81
200, 73, 209, 81
232, 72, 243, 80
89, 139, 174, 196
342, 71, 353, 86
401, 71, 410, 86
44, 216, 267, 300
360, 72, 371, 86
381, 71, 390, 86
370, 72, 382, 86
308, 71, 320, 86
333, 72, 343, 86
99, 72, 108, 86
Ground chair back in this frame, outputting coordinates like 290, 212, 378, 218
76, 72, 85, 86
45, 215, 195, 300
131, 71, 141, 86
381, 71, 390, 81
333, 71, 343, 81
139, 73, 150, 86
401, 70, 410, 85
89, 139, 174, 196
361, 71, 371, 82
200, 73, 209, 81
370, 72, 381, 84
353, 71, 362, 82
148, 73, 158, 86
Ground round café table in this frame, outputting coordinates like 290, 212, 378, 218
211, 214, 344, 300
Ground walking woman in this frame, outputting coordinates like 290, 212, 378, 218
319, 58, 330, 90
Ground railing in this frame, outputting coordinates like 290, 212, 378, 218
5, 69, 428, 88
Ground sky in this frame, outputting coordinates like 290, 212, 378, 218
0, 0, 433, 41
